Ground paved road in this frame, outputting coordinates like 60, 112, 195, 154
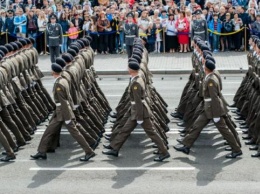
38, 52, 248, 75
0, 74, 259, 194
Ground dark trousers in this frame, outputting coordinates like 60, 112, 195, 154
126, 45, 133, 58
90, 34, 98, 51
98, 34, 108, 52
49, 46, 60, 63
182, 111, 241, 152
233, 32, 242, 50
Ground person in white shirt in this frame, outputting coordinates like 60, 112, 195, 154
163, 14, 178, 53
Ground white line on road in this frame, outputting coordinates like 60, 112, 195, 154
29, 167, 195, 171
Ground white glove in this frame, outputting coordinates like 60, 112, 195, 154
65, 120, 71, 124
137, 120, 143, 125
47, 45, 49, 47
213, 118, 220, 123
59, 44, 62, 47
205, 41, 208, 44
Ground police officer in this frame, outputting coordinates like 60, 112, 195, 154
191, 10, 208, 44
124, 12, 139, 58
46, 14, 63, 63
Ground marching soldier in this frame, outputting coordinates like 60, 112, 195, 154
46, 14, 63, 63
31, 63, 96, 161
124, 12, 139, 58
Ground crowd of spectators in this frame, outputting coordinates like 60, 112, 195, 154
0, 0, 260, 54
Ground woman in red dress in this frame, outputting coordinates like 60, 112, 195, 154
176, 11, 190, 52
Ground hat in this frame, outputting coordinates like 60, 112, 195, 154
55, 57, 67, 68
0, 50, 5, 57
195, 9, 202, 15
85, 36, 92, 43
15, 41, 23, 49
128, 59, 140, 70
205, 59, 216, 71
70, 45, 80, 54
50, 14, 57, 19
19, 39, 27, 46
205, 56, 215, 63
5, 44, 14, 52
51, 63, 63, 73
9, 42, 19, 51
28, 37, 35, 44
200, 44, 210, 51
77, 40, 85, 48
71, 42, 82, 50
202, 50, 212, 58
61, 53, 73, 63
132, 51, 142, 59
0, 55, 2, 61
140, 36, 147, 44
81, 38, 90, 47
126, 12, 134, 18
131, 54, 142, 63
0, 46, 9, 54
68, 48, 78, 57
7, 9, 14, 14
24, 38, 31, 45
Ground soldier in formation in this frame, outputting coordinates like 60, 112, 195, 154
229, 35, 260, 158
0, 37, 55, 162
31, 36, 111, 161
172, 37, 242, 159
102, 37, 170, 162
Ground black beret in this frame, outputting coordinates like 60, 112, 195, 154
140, 36, 147, 44
51, 63, 63, 73
133, 47, 143, 53
29, 37, 35, 44
7, 9, 14, 14
202, 50, 212, 58
0, 46, 9, 54
0, 50, 5, 57
205, 55, 215, 63
19, 39, 27, 46
69, 45, 79, 54
61, 53, 73, 63
0, 55, 2, 61
85, 36, 92, 43
67, 49, 77, 57
24, 38, 31, 44
132, 51, 142, 59
81, 38, 90, 47
70, 42, 82, 50
55, 57, 66, 68
128, 59, 140, 71
200, 44, 210, 51
15, 41, 23, 49
77, 40, 85, 48
9, 42, 19, 51
195, 9, 202, 15
205, 59, 216, 71
5, 44, 14, 52
131, 54, 142, 64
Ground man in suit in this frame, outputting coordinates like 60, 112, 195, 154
174, 59, 243, 159
102, 60, 170, 162
124, 12, 139, 58
46, 14, 63, 63
31, 63, 96, 162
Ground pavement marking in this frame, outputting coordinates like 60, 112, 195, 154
106, 95, 122, 97
223, 94, 235, 96
29, 167, 195, 171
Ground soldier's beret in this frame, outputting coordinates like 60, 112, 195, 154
0, 50, 5, 57
251, 35, 258, 41
126, 12, 134, 18
133, 47, 143, 54
202, 50, 212, 58
70, 42, 82, 50
131, 54, 142, 64
77, 40, 85, 48
205, 59, 216, 71
19, 39, 27, 46
140, 36, 147, 44
0, 46, 9, 54
134, 44, 143, 51
28, 37, 35, 44
85, 36, 92, 43
24, 38, 31, 45
5, 44, 14, 52
69, 45, 80, 54
205, 56, 216, 64
81, 38, 90, 47
0, 55, 2, 61
9, 42, 19, 51
55, 57, 66, 68
62, 53, 74, 63
132, 51, 142, 60
51, 63, 63, 73
15, 41, 23, 49
67, 48, 77, 57
128, 59, 140, 71
200, 44, 210, 51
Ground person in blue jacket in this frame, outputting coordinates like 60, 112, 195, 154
208, 13, 222, 53
14, 7, 27, 38
3, 10, 16, 42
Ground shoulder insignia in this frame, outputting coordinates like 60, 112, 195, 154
133, 86, 138, 90
209, 83, 213, 87
57, 87, 61, 91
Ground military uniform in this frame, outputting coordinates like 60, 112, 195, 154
191, 10, 208, 41
46, 15, 63, 63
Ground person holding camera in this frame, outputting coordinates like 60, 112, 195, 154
231, 13, 243, 51
97, 11, 110, 54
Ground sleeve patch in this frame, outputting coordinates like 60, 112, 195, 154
209, 83, 213, 87
57, 87, 61, 91
134, 86, 138, 90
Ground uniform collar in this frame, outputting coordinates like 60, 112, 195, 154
205, 72, 213, 81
